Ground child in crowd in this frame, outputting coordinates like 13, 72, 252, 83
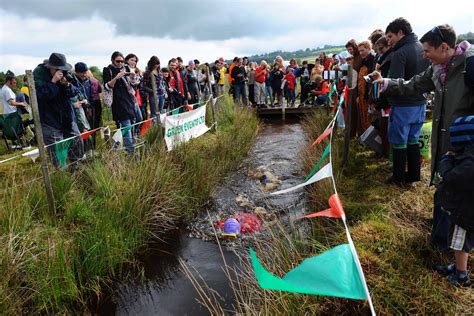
283, 68, 296, 106
434, 115, 474, 287
311, 74, 330, 106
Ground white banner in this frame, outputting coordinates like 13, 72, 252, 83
271, 163, 333, 195
164, 105, 209, 150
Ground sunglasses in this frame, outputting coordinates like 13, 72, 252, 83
431, 26, 446, 42
115, 59, 125, 63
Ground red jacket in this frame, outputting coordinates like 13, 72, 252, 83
284, 73, 295, 90
255, 66, 267, 83
313, 81, 330, 95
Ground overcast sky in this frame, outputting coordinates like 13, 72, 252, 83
1, 0, 473, 74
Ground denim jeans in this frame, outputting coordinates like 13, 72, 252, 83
149, 95, 165, 122
233, 82, 247, 106
265, 85, 273, 105
117, 119, 134, 153
388, 104, 426, 146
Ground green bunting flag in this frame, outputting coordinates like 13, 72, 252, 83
171, 108, 180, 115
250, 244, 367, 300
328, 82, 337, 98
121, 125, 133, 136
55, 138, 73, 168
304, 143, 331, 181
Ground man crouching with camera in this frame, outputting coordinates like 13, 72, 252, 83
33, 52, 83, 167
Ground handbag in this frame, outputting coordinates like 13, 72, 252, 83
103, 68, 113, 108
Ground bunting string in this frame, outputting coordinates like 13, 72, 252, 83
251, 86, 376, 315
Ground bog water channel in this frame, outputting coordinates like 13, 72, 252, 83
97, 120, 309, 315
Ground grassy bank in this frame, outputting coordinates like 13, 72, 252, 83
0, 96, 258, 313
211, 109, 472, 314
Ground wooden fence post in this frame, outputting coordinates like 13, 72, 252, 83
342, 65, 353, 167
26, 70, 56, 214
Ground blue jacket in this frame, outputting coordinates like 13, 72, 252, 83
33, 64, 78, 132
438, 147, 474, 231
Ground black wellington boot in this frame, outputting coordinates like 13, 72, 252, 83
406, 143, 421, 182
386, 148, 407, 185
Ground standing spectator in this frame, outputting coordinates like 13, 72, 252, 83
310, 58, 324, 81
284, 67, 296, 106
87, 69, 103, 144
286, 58, 299, 93
320, 52, 332, 71
299, 60, 311, 105
371, 24, 474, 251
271, 56, 285, 106
161, 67, 182, 111
247, 62, 257, 107
143, 56, 165, 118
264, 64, 273, 107
33, 53, 83, 165
103, 51, 137, 154
254, 60, 267, 108
217, 57, 226, 95
185, 60, 201, 105
168, 58, 186, 107
231, 57, 247, 106
356, 41, 375, 135
384, 17, 430, 185
211, 60, 222, 97
373, 36, 393, 158
345, 39, 363, 138
72, 62, 92, 131
125, 54, 144, 124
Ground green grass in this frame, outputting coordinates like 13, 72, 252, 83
0, 96, 259, 313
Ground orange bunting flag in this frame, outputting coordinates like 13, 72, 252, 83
303, 194, 346, 220
310, 127, 333, 148
185, 103, 194, 111
140, 119, 153, 137
81, 129, 97, 140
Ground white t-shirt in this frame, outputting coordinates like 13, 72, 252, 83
1, 85, 17, 115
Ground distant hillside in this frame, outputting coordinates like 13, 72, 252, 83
458, 32, 474, 43
239, 44, 346, 64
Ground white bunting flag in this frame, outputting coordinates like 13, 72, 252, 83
271, 163, 333, 195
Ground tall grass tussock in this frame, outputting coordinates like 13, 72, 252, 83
0, 96, 258, 313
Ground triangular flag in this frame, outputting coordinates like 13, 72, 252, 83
121, 125, 133, 137
171, 108, 180, 115
55, 139, 73, 168
271, 163, 332, 195
212, 97, 217, 106
310, 127, 333, 148
328, 82, 337, 98
140, 119, 153, 137
22, 148, 39, 163
304, 194, 346, 220
250, 245, 367, 300
81, 129, 97, 140
185, 103, 194, 111
112, 129, 123, 146
305, 143, 331, 181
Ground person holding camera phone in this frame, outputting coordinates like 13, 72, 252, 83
33, 52, 84, 167
103, 51, 138, 154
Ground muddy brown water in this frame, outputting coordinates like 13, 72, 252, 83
95, 120, 308, 315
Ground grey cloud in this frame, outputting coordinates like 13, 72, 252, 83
1, 0, 378, 41
1, 0, 301, 40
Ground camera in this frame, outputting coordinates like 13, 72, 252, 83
62, 71, 74, 82
363, 74, 374, 83
124, 72, 131, 76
